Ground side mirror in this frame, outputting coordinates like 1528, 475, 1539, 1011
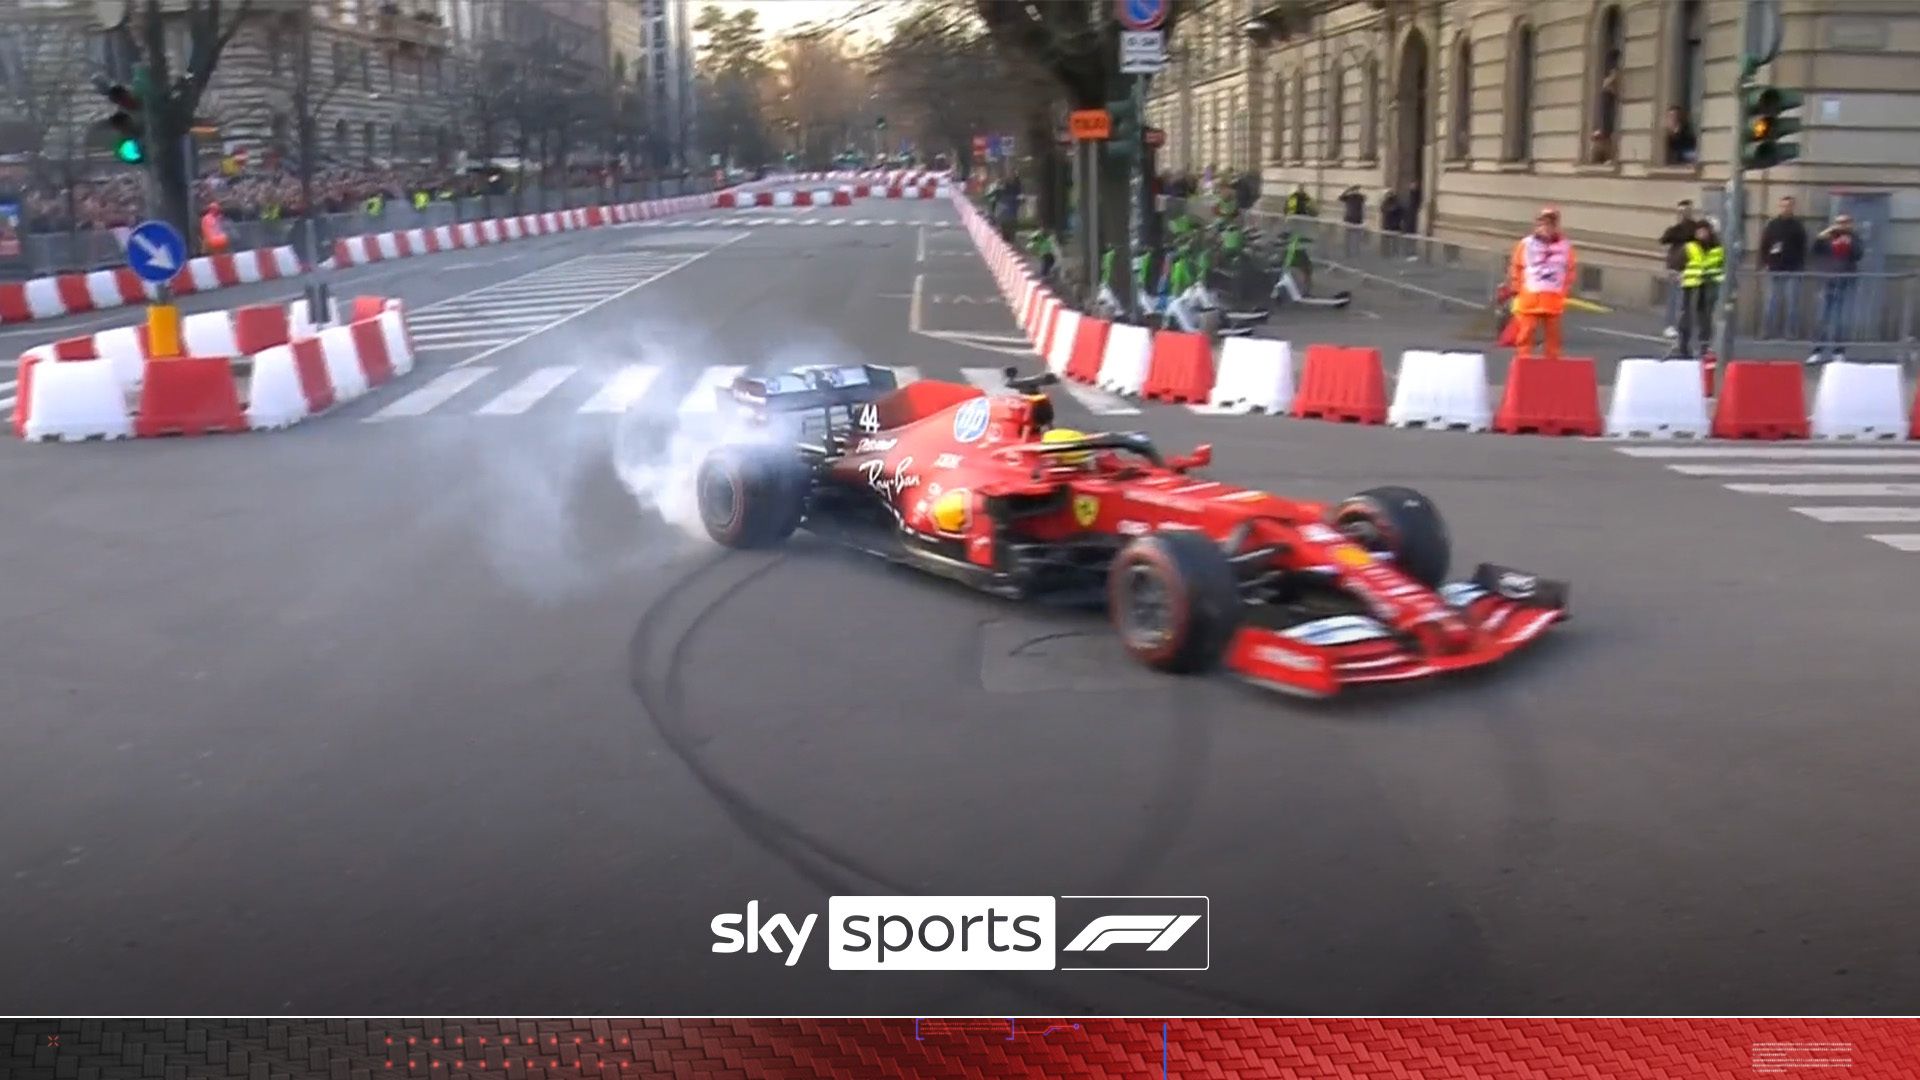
1170, 443, 1213, 472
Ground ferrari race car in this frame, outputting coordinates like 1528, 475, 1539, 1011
693, 365, 1568, 697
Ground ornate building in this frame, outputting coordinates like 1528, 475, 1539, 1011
1148, 0, 1920, 274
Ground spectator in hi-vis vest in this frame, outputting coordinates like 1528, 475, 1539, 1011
200, 203, 230, 255
1506, 206, 1576, 359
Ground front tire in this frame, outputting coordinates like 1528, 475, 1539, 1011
1331, 485, 1451, 588
697, 446, 809, 548
1107, 531, 1244, 674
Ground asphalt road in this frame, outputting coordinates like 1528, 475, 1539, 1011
3, 196, 1919, 1015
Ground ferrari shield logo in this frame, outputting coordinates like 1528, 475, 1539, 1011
1073, 494, 1100, 528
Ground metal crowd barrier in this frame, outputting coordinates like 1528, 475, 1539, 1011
2, 177, 715, 281
1245, 210, 1916, 357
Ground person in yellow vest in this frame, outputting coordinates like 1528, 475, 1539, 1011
1670, 219, 1724, 361
412, 189, 429, 211
200, 203, 230, 255
364, 193, 384, 218
1505, 206, 1576, 359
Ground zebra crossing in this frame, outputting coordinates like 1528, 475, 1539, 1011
364, 363, 1141, 422
1614, 445, 1920, 553
406, 243, 737, 356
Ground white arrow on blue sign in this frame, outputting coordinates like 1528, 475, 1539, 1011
1116, 0, 1168, 31
125, 219, 187, 284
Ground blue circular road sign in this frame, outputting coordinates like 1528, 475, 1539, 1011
125, 219, 187, 284
1117, 0, 1168, 31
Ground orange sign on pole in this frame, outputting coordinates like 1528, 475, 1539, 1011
1069, 110, 1112, 141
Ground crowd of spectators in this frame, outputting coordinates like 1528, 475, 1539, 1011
10, 162, 685, 234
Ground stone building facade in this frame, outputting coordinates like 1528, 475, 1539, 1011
1148, 0, 1920, 274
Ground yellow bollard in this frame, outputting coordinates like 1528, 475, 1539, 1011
147, 302, 182, 359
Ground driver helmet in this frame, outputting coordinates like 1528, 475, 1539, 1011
1041, 427, 1093, 467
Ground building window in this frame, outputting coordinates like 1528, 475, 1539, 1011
1325, 60, 1344, 161
1664, 0, 1704, 164
1269, 74, 1286, 162
1588, 4, 1624, 163
360, 50, 371, 91
334, 119, 349, 158
392, 123, 404, 159
1291, 70, 1305, 164
1502, 21, 1535, 162
1360, 54, 1379, 162
1449, 35, 1472, 161
267, 30, 283, 76
363, 121, 376, 163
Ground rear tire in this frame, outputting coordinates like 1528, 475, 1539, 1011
697, 446, 809, 548
1107, 531, 1244, 674
1331, 485, 1451, 588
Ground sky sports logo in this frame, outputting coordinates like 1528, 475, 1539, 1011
710, 896, 1209, 972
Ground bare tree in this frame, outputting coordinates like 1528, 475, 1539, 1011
110, 0, 255, 246
977, 0, 1187, 307
0, 13, 98, 232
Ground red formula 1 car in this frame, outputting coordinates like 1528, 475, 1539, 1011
694, 365, 1568, 697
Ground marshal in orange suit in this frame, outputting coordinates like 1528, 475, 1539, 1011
1507, 207, 1576, 359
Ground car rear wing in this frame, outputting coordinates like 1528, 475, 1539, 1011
723, 365, 899, 415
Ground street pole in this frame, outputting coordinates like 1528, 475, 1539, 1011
1714, 0, 1757, 371
295, 8, 332, 327
1128, 73, 1149, 317
1086, 139, 1101, 311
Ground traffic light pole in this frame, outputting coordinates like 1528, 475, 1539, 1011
1714, 0, 1761, 372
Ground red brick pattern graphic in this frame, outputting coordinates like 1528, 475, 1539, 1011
1, 1018, 1915, 1079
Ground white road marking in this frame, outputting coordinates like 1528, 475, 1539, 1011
1616, 446, 1920, 459
475, 365, 578, 415
578, 365, 663, 413
1792, 506, 1920, 523
1724, 483, 1920, 497
367, 367, 495, 419
677, 364, 747, 414
451, 232, 748, 370
1868, 534, 1920, 551
889, 365, 920, 385
1673, 463, 1920, 476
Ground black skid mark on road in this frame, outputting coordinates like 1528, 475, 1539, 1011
626, 549, 1276, 1014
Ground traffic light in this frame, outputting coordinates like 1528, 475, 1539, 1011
1741, 85, 1802, 169
101, 82, 146, 164
1105, 97, 1140, 162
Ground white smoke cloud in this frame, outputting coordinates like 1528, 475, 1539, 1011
422, 313, 870, 604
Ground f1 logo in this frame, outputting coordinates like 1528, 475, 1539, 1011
1056, 896, 1209, 971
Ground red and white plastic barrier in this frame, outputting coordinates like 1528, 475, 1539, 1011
3, 190, 733, 324
13, 295, 415, 441
950, 189, 1918, 442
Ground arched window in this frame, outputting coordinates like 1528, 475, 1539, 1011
1325, 59, 1345, 161
1269, 73, 1287, 162
1664, 0, 1705, 164
1502, 21, 1535, 162
1587, 4, 1625, 163
362, 121, 376, 163
1361, 54, 1380, 161
1291, 70, 1306, 164
1449, 34, 1473, 160
333, 118, 349, 158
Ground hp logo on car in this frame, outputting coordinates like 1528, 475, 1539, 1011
953, 398, 990, 443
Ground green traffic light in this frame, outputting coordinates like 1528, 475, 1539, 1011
115, 136, 144, 164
